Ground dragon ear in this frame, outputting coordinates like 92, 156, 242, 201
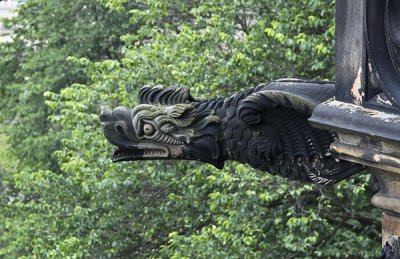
139, 85, 196, 105
164, 104, 196, 128
167, 104, 196, 118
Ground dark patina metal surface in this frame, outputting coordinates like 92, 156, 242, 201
100, 0, 400, 255
101, 81, 363, 185
311, 0, 400, 255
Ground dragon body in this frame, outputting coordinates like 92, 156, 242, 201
100, 80, 364, 185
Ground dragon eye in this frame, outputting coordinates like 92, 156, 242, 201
143, 124, 155, 135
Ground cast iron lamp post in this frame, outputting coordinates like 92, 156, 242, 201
101, 0, 400, 256
310, 0, 400, 256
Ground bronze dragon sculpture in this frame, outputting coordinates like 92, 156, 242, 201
100, 80, 364, 185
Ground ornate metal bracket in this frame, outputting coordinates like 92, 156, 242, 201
101, 80, 363, 185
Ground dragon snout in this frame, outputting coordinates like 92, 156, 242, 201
100, 106, 113, 123
100, 106, 138, 147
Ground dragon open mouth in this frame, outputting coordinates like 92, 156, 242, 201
112, 144, 169, 162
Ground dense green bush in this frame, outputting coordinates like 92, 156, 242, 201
0, 0, 134, 171
0, 0, 380, 257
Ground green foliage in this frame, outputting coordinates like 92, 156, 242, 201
0, 0, 380, 257
0, 0, 133, 171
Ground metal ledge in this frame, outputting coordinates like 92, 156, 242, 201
309, 99, 400, 172
332, 142, 400, 173
372, 194, 400, 215
309, 99, 400, 143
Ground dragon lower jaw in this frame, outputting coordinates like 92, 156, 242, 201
112, 144, 170, 162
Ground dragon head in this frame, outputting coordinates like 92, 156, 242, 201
100, 86, 223, 168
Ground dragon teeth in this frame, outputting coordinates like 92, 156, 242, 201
143, 151, 163, 155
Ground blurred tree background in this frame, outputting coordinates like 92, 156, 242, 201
0, 0, 381, 257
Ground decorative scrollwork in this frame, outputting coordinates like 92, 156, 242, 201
386, 0, 400, 75
367, 0, 400, 109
